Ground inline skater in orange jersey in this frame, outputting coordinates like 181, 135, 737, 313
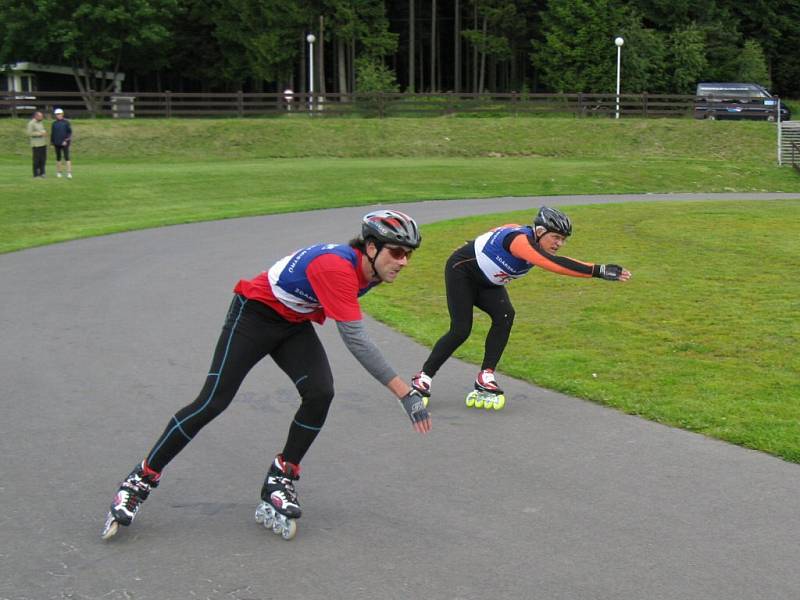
411, 206, 631, 409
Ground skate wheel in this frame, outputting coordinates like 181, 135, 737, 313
281, 519, 298, 540
465, 391, 476, 408
272, 519, 283, 534
255, 502, 268, 524
100, 516, 119, 540
257, 502, 276, 529
493, 394, 506, 410
473, 393, 485, 409
263, 513, 275, 528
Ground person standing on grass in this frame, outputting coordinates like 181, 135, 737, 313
27, 111, 47, 178
101, 209, 431, 540
411, 206, 632, 409
50, 108, 73, 179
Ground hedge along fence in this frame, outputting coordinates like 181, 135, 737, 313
0, 89, 775, 119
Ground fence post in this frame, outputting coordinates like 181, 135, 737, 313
237, 90, 244, 118
10, 91, 18, 119
88, 90, 97, 118
378, 92, 386, 118
776, 96, 782, 166
166, 91, 172, 118
578, 92, 584, 118
642, 92, 648, 118
511, 91, 518, 117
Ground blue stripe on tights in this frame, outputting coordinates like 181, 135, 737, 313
293, 419, 322, 432
171, 415, 192, 442
148, 296, 247, 463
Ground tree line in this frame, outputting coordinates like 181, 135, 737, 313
1, 0, 798, 99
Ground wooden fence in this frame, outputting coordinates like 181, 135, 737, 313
2, 90, 702, 119
792, 142, 800, 173
0, 90, 781, 120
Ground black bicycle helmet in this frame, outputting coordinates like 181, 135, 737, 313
361, 210, 422, 248
533, 206, 572, 237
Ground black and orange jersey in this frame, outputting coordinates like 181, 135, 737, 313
473, 223, 599, 285
506, 228, 596, 278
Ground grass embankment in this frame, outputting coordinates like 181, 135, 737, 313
0, 116, 790, 160
1, 117, 799, 253
363, 200, 800, 463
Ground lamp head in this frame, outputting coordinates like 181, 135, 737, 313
615, 37, 624, 47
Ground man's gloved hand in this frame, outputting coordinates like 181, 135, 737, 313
598, 264, 624, 280
400, 389, 430, 426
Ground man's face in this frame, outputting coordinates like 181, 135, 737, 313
55, 113, 64, 120
538, 231, 567, 254
34, 112, 43, 121
368, 242, 413, 283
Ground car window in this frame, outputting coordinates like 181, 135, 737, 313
696, 85, 775, 101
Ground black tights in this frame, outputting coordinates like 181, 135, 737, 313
423, 244, 515, 377
146, 295, 334, 472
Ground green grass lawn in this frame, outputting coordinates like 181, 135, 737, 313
2, 116, 799, 253
363, 200, 800, 463
2, 117, 799, 462
3, 155, 799, 254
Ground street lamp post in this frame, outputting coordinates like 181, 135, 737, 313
615, 36, 624, 120
306, 33, 316, 113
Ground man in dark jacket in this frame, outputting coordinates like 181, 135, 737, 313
50, 108, 73, 179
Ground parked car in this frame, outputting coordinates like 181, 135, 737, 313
694, 82, 791, 121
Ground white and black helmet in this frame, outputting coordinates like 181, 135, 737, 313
534, 206, 572, 237
361, 210, 422, 248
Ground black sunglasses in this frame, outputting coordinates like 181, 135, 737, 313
384, 245, 414, 260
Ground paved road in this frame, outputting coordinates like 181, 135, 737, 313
2, 193, 799, 600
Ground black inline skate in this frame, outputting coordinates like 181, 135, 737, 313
101, 461, 161, 540
254, 455, 301, 540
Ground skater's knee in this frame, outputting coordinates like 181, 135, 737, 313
487, 307, 514, 332
295, 395, 332, 429
301, 387, 334, 410
448, 322, 472, 345
295, 372, 334, 404
295, 382, 334, 429
175, 387, 236, 430
495, 308, 515, 329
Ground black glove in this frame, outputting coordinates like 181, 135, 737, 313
399, 389, 429, 425
598, 264, 624, 281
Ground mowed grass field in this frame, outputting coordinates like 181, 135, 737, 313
1, 117, 799, 253
1, 116, 798, 461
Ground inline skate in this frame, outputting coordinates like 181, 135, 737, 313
101, 461, 161, 540
465, 368, 506, 410
255, 455, 301, 540
411, 371, 432, 407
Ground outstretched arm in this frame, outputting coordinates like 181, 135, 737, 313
508, 235, 631, 281
307, 255, 431, 433
336, 320, 431, 434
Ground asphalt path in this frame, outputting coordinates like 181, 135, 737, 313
2, 193, 799, 600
